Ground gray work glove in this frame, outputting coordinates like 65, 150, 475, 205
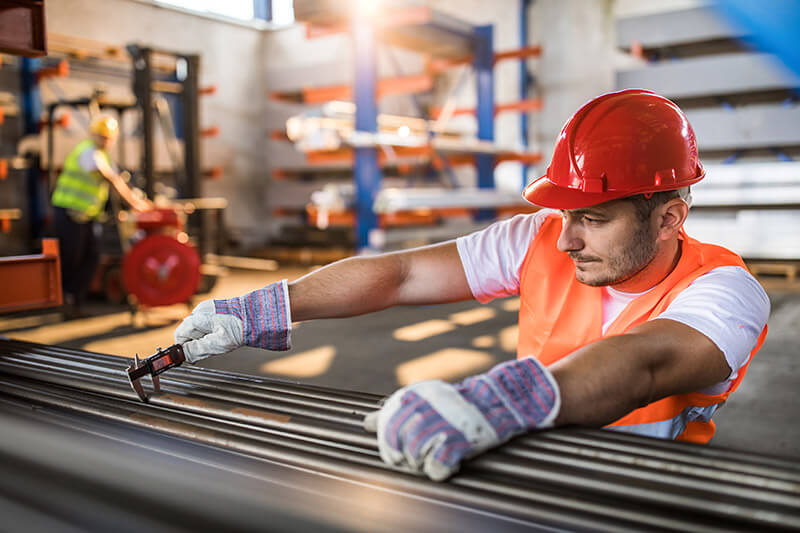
364, 357, 560, 481
174, 280, 291, 362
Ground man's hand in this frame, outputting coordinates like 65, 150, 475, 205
364, 357, 560, 481
174, 280, 291, 362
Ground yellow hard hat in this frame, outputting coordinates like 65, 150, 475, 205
89, 116, 119, 138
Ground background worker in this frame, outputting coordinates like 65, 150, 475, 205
174, 90, 770, 481
51, 115, 151, 317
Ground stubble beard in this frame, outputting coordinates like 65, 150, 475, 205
574, 222, 658, 287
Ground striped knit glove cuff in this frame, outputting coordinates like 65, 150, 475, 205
456, 357, 560, 440
364, 357, 560, 481
214, 280, 292, 351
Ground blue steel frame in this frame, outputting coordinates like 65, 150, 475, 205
714, 0, 800, 78
352, 19, 380, 250
253, 0, 271, 21
520, 0, 531, 189
473, 24, 495, 220
20, 57, 45, 241
350, 20, 501, 247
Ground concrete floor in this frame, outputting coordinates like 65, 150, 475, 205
2, 267, 798, 460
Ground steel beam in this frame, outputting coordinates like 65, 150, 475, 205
519, 0, 532, 190
20, 57, 45, 241
474, 24, 496, 221
687, 104, 800, 151
2, 338, 800, 531
352, 17, 381, 251
616, 53, 800, 99
617, 6, 747, 50
713, 0, 800, 77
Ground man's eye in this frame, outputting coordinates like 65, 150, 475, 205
584, 216, 603, 224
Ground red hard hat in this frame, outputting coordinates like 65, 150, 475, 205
523, 89, 704, 209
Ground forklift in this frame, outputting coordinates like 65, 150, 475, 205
42, 44, 226, 313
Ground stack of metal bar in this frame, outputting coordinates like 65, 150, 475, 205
1, 337, 799, 532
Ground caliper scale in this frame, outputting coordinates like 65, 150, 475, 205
126, 344, 186, 402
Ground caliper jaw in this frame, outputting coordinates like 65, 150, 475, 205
126, 344, 186, 402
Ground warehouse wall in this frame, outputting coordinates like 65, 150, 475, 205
31, 0, 710, 249
527, 0, 616, 179
44, 0, 269, 246
262, 0, 540, 232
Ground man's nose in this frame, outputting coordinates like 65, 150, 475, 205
557, 221, 583, 253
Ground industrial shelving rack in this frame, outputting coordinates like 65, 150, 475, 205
270, 1, 543, 250
615, 4, 800, 266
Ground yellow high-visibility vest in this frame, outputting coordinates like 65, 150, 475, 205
51, 139, 110, 219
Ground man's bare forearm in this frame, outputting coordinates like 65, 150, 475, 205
549, 334, 657, 427
289, 241, 473, 322
549, 319, 731, 427
109, 175, 148, 211
289, 254, 408, 321
94, 153, 149, 211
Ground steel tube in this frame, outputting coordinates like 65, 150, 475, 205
0, 377, 380, 465
0, 375, 749, 533
0, 360, 374, 447
558, 427, 800, 473
2, 342, 796, 482
467, 452, 800, 529
0, 378, 653, 532
528, 431, 800, 485
2, 342, 797, 479
2, 338, 800, 532
0, 348, 377, 416
0, 338, 385, 403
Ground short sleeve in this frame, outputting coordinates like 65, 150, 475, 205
77, 147, 99, 172
456, 210, 554, 303
655, 266, 770, 381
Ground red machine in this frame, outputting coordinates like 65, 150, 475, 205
122, 208, 201, 308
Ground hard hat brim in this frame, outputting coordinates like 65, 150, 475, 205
523, 175, 629, 210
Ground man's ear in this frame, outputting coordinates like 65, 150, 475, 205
657, 198, 689, 240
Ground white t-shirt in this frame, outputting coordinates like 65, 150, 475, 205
456, 210, 770, 393
77, 146, 116, 174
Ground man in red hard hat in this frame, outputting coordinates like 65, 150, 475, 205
175, 90, 769, 481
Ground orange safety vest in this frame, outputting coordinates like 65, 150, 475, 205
517, 214, 767, 443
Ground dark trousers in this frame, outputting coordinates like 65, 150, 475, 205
53, 206, 100, 305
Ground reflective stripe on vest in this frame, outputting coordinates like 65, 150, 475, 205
607, 404, 719, 440
516, 214, 768, 444
51, 139, 110, 219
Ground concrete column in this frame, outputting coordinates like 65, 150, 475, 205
528, 0, 616, 178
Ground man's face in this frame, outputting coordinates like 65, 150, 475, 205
556, 199, 657, 287
91, 133, 115, 150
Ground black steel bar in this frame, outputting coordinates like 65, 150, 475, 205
3, 348, 380, 412
0, 377, 380, 465
558, 427, 800, 473
2, 339, 800, 531
0, 338, 385, 403
467, 452, 800, 529
528, 431, 800, 485
0, 341, 377, 404
0, 352, 370, 427
0, 377, 725, 533
0, 364, 796, 531
1, 339, 795, 488
0, 403, 350, 533
181, 53, 204, 256
0, 359, 373, 446
130, 45, 155, 199
1, 340, 797, 488
2, 341, 798, 486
